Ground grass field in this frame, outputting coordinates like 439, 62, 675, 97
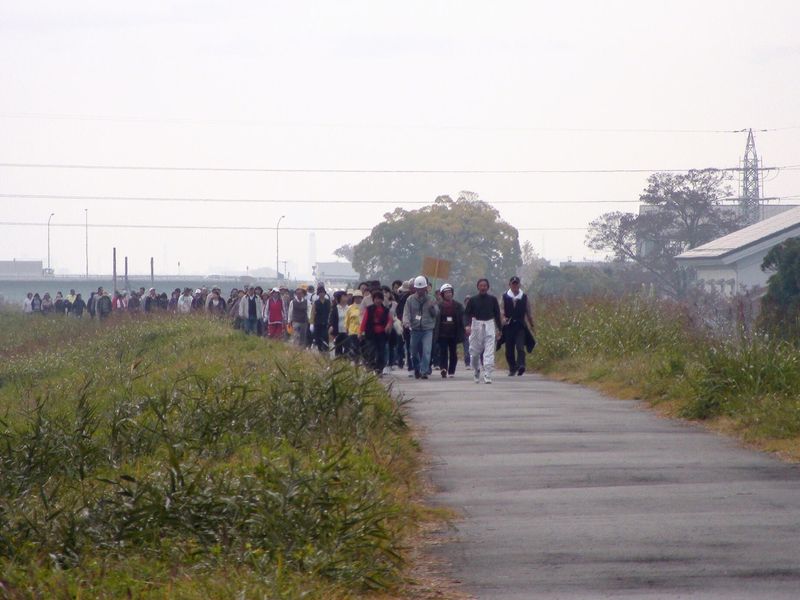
0, 312, 424, 599
529, 295, 800, 460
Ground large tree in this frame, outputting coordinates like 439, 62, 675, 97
586, 170, 743, 296
759, 237, 800, 337
351, 196, 521, 295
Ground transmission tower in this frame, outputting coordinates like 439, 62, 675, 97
740, 128, 762, 225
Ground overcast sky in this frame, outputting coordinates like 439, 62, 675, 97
2, 0, 799, 279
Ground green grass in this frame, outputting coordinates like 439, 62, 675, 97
0, 313, 422, 598
530, 295, 800, 454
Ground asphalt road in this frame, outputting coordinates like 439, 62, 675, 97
401, 371, 800, 599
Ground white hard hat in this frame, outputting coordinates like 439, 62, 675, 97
440, 283, 454, 293
413, 276, 428, 289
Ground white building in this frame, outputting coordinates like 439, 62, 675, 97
676, 206, 800, 296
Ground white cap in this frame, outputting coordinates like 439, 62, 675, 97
440, 283, 453, 293
413, 275, 427, 289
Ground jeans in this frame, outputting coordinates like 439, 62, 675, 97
244, 317, 259, 335
410, 329, 433, 376
437, 337, 458, 375
463, 336, 471, 367
292, 322, 308, 346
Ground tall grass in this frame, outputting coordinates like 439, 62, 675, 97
0, 314, 419, 598
531, 295, 800, 445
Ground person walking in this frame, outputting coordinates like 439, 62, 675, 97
206, 288, 227, 317
402, 276, 438, 379
264, 288, 286, 339
238, 286, 263, 335
501, 276, 535, 376
70, 293, 86, 318
359, 290, 393, 376
310, 286, 331, 352
462, 294, 472, 368
395, 280, 412, 371
177, 288, 194, 314
328, 290, 350, 357
96, 290, 113, 320
345, 289, 364, 362
436, 283, 465, 378
464, 278, 502, 384
288, 287, 310, 346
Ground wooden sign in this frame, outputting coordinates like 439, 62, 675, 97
422, 256, 452, 280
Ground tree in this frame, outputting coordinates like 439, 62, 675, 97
759, 237, 800, 337
586, 170, 742, 296
333, 243, 354, 263
351, 196, 521, 297
518, 240, 550, 287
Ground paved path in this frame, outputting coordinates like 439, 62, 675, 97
402, 371, 800, 599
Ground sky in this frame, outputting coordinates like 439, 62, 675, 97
1, 0, 799, 279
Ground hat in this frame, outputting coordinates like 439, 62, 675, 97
413, 275, 427, 289
509, 276, 521, 284
400, 280, 411, 292
440, 283, 454, 293
271, 287, 280, 293
352, 290, 364, 298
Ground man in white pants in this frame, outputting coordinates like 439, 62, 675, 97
464, 278, 503, 384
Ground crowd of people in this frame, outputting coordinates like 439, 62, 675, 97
19, 275, 535, 383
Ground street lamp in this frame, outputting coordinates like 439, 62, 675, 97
47, 212, 55, 273
276, 215, 286, 281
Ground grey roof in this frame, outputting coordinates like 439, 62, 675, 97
676, 206, 800, 260
315, 261, 359, 279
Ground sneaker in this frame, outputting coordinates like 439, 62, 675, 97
517, 367, 525, 376
383, 367, 390, 375
484, 375, 492, 384
414, 371, 421, 379
473, 371, 480, 384
508, 370, 516, 376
421, 373, 429, 380
440, 368, 447, 379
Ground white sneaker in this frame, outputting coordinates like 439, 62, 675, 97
382, 367, 390, 375
484, 375, 492, 384
473, 370, 480, 384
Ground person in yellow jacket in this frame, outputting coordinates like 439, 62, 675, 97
345, 290, 364, 362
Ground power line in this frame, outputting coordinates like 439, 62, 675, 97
2, 192, 799, 206
2, 112, 799, 133
0, 221, 588, 232
0, 161, 795, 175
0, 192, 643, 205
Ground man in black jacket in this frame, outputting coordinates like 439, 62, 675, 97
464, 278, 502, 384
501, 276, 535, 376
311, 287, 331, 352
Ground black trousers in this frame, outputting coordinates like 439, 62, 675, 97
505, 325, 527, 372
333, 333, 349, 356
313, 325, 329, 352
437, 337, 458, 375
365, 333, 387, 373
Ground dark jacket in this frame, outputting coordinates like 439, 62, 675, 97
436, 299, 465, 343
329, 304, 348, 336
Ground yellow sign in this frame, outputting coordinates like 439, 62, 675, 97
422, 257, 452, 280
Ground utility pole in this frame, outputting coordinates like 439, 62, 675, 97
112, 247, 117, 292
276, 215, 286, 280
84, 208, 89, 278
740, 129, 762, 225
47, 212, 55, 273
150, 257, 154, 284
124, 256, 129, 292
